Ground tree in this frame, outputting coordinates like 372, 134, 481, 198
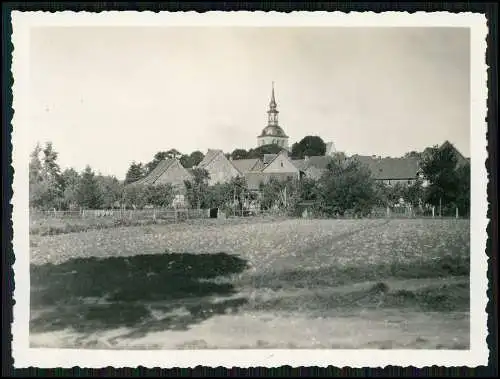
143, 184, 175, 208
291, 136, 326, 159
41, 142, 64, 208
190, 151, 204, 167
205, 182, 233, 210
166, 149, 182, 160
29, 143, 43, 184
124, 162, 146, 184
184, 168, 210, 209
96, 175, 123, 209
29, 142, 65, 209
247, 144, 284, 159
76, 166, 103, 209
145, 151, 169, 174
420, 144, 460, 212
403, 178, 425, 208
60, 168, 80, 210
42, 142, 62, 181
404, 151, 422, 160
317, 158, 377, 216
230, 149, 248, 160
123, 184, 147, 209
259, 176, 299, 212
29, 143, 45, 209
180, 150, 205, 169
454, 162, 471, 216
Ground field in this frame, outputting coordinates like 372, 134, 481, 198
29, 217, 470, 349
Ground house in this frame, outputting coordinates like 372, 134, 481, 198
291, 152, 421, 186
195, 149, 242, 186
351, 155, 420, 186
130, 158, 193, 191
292, 155, 336, 180
439, 140, 469, 167
234, 150, 300, 191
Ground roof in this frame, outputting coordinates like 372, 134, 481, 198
258, 125, 288, 138
130, 158, 177, 186
292, 156, 334, 171
352, 155, 420, 180
291, 153, 419, 180
440, 140, 469, 166
197, 149, 223, 169
263, 154, 277, 165
230, 158, 261, 174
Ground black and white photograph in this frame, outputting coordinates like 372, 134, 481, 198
11, 11, 488, 368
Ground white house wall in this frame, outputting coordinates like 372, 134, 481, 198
205, 152, 241, 186
262, 153, 299, 176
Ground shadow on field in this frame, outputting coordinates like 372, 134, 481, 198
246, 253, 470, 290
243, 254, 470, 314
30, 252, 249, 336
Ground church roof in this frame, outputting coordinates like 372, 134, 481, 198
258, 125, 288, 138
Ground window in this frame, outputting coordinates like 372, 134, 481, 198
281, 162, 284, 167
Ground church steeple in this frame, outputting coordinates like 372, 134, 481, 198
267, 82, 279, 126
258, 82, 289, 150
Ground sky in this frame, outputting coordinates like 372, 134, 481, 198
28, 26, 470, 179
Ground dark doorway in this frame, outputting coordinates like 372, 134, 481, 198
209, 208, 219, 218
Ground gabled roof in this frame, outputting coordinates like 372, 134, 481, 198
292, 156, 334, 171
130, 158, 177, 186
263, 154, 277, 165
440, 140, 469, 166
260, 150, 293, 171
197, 149, 223, 169
231, 158, 261, 174
352, 155, 419, 180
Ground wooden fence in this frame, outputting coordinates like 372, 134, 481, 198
31, 208, 210, 222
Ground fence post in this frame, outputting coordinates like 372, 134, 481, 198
456, 207, 459, 219
386, 206, 390, 218
153, 209, 156, 222
174, 209, 178, 223
432, 206, 435, 218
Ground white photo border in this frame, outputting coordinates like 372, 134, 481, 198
10, 10, 489, 368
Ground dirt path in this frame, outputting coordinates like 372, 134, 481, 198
30, 276, 469, 350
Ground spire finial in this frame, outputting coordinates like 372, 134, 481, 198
270, 81, 276, 107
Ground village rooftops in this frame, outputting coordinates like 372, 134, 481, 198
196, 149, 224, 169
230, 158, 261, 174
351, 155, 420, 180
129, 158, 177, 186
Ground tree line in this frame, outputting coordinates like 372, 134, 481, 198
29, 139, 470, 217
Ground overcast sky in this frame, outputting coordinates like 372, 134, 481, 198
28, 26, 470, 179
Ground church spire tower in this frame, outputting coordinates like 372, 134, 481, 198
267, 81, 279, 126
257, 82, 289, 150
